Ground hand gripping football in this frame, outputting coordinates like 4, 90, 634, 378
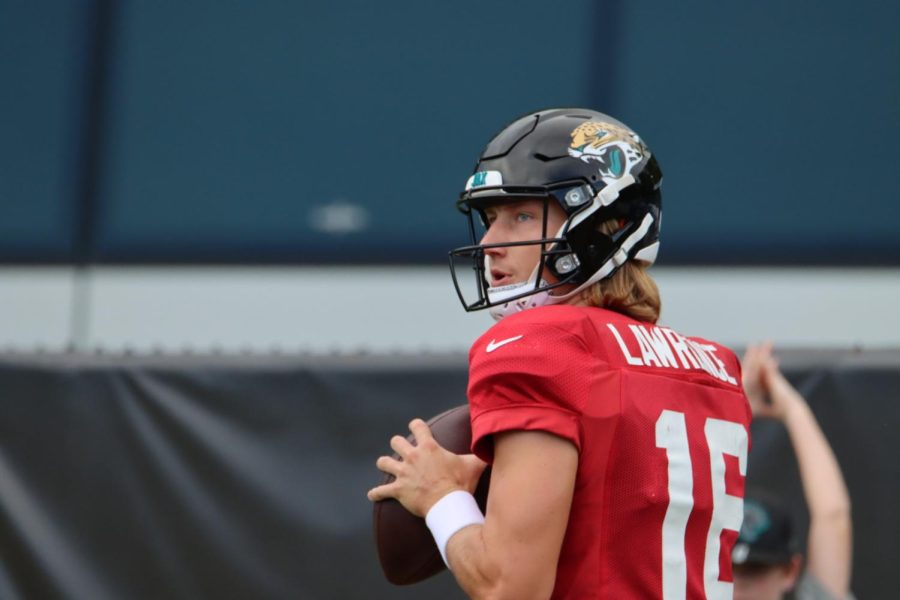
373, 404, 491, 585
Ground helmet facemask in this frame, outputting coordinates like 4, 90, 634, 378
449, 184, 603, 319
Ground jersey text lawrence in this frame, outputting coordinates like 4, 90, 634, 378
606, 322, 738, 385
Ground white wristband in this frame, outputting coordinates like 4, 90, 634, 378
425, 490, 485, 569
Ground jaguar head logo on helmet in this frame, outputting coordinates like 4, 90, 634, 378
568, 121, 647, 183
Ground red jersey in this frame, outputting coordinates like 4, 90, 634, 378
468, 305, 751, 600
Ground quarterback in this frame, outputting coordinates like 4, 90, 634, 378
368, 108, 752, 599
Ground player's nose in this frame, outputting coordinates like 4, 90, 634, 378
480, 223, 506, 252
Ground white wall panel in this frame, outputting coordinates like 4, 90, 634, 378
2, 267, 898, 353
0, 268, 74, 349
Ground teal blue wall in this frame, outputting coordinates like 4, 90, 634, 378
1, 0, 897, 264
614, 1, 900, 263
93, 0, 593, 262
0, 2, 87, 258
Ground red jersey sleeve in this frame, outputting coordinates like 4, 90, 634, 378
467, 310, 609, 462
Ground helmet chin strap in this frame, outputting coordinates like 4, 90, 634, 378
487, 253, 573, 320
487, 280, 554, 321
485, 219, 577, 321
487, 268, 586, 321
485, 212, 657, 321
485, 253, 549, 320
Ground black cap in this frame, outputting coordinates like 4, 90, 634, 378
732, 496, 798, 566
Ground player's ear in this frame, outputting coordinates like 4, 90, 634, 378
780, 554, 803, 591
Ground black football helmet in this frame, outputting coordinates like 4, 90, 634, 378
448, 108, 663, 320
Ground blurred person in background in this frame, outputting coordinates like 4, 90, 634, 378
735, 344, 854, 600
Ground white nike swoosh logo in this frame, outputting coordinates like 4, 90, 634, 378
486, 335, 524, 353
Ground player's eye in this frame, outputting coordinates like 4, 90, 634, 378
515, 212, 534, 223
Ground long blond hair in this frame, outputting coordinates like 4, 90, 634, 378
580, 220, 661, 323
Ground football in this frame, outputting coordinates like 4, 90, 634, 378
373, 404, 491, 585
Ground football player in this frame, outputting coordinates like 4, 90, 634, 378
369, 108, 752, 599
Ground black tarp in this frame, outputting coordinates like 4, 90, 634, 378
0, 350, 897, 599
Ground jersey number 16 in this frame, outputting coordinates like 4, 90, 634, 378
656, 410, 748, 600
